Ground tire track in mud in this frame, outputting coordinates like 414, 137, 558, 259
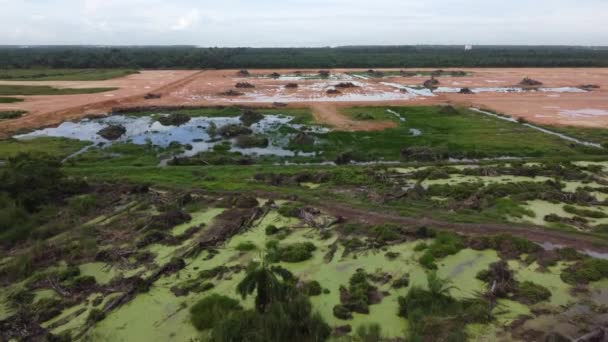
312, 202, 608, 255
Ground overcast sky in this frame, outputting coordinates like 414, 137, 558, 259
1, 0, 606, 46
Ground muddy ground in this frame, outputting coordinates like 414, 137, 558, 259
2, 68, 608, 138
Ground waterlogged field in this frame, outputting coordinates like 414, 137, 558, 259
1, 105, 608, 341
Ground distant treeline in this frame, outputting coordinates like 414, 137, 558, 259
1, 45, 608, 69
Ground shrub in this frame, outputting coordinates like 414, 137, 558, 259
97, 125, 126, 140
414, 242, 428, 251
515, 281, 552, 304
385, 251, 400, 260
419, 253, 437, 269
392, 274, 410, 288
561, 258, 608, 284
239, 110, 264, 126
87, 308, 106, 323
418, 232, 464, 269
563, 205, 607, 218
265, 225, 279, 235
372, 224, 400, 243
234, 134, 269, 148
217, 124, 252, 138
235, 241, 257, 252
212, 295, 330, 342
303, 280, 322, 296
213, 141, 231, 152
356, 323, 383, 342
278, 204, 301, 218
190, 294, 243, 331
333, 304, 353, 320
277, 242, 316, 262
158, 113, 190, 126
67, 194, 98, 215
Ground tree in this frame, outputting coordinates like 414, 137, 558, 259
236, 260, 292, 313
427, 271, 456, 298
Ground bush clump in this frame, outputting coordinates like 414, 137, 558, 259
190, 294, 243, 331
97, 125, 126, 140
270, 242, 317, 263
418, 232, 464, 269
371, 224, 401, 243
563, 205, 607, 218
303, 280, 322, 296
217, 124, 252, 138
235, 241, 257, 252
265, 225, 279, 235
239, 110, 264, 126
278, 204, 301, 218
158, 113, 191, 126
234, 134, 269, 148
515, 281, 552, 304
561, 258, 608, 284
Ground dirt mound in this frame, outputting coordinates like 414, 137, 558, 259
270, 72, 281, 79
423, 77, 440, 89
144, 93, 161, 100
459, 87, 474, 94
318, 70, 330, 77
158, 113, 191, 126
367, 69, 385, 77
97, 125, 126, 140
400, 70, 416, 77
237, 70, 250, 76
519, 77, 543, 86
218, 89, 243, 96
327, 89, 342, 95
335, 82, 358, 89
579, 84, 600, 91
285, 83, 299, 89
235, 82, 255, 89
273, 102, 287, 107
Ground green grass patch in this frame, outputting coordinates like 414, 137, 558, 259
0, 85, 117, 96
0, 97, 24, 103
0, 111, 26, 121
0, 137, 90, 159
534, 124, 608, 146
310, 106, 602, 162
0, 69, 137, 81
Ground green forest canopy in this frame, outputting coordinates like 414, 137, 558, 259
1, 45, 608, 69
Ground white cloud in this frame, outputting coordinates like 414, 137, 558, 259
0, 0, 606, 46
171, 10, 200, 31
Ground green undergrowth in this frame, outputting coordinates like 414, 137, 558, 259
0, 69, 138, 81
0, 85, 117, 96
0, 97, 24, 103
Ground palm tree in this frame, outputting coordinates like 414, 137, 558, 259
427, 271, 456, 298
236, 259, 290, 313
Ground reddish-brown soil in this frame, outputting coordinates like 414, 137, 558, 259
2, 68, 608, 137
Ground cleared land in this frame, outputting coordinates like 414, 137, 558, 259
1, 68, 607, 138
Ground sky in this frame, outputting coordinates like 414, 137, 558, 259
1, 0, 607, 46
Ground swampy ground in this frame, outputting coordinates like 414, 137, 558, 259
2, 104, 608, 342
